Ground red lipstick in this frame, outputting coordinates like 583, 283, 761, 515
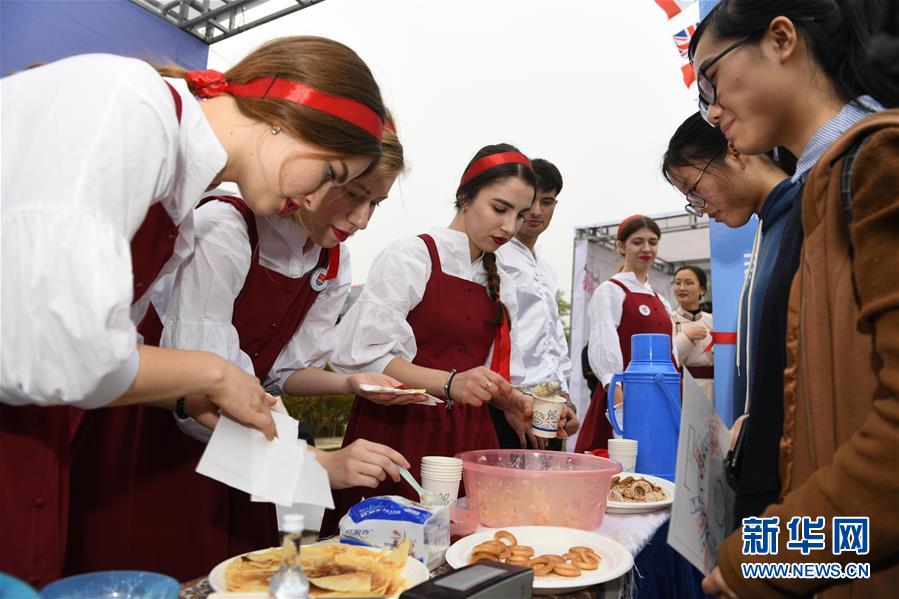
490, 236, 509, 246
331, 226, 349, 242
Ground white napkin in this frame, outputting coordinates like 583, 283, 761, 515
250, 439, 335, 510
197, 412, 330, 508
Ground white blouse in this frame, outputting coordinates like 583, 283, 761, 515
497, 238, 571, 392
586, 272, 676, 388
672, 307, 714, 368
0, 54, 226, 407
331, 227, 524, 383
154, 197, 352, 389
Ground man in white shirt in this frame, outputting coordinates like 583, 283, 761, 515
497, 158, 576, 449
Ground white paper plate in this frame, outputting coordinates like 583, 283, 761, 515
358, 384, 443, 406
209, 543, 430, 597
605, 473, 675, 514
445, 526, 633, 595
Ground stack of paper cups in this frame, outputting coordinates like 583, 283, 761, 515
420, 456, 463, 507
607, 439, 638, 473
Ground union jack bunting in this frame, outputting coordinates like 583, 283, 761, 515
654, 0, 697, 20
673, 24, 697, 58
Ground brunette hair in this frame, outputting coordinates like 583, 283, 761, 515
617, 215, 662, 248
455, 143, 537, 326
662, 112, 795, 183
157, 36, 386, 158
531, 158, 564, 195
675, 265, 708, 293
689, 0, 897, 107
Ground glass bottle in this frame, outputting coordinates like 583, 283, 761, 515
268, 513, 310, 599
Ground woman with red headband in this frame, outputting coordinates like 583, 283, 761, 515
574, 215, 677, 453
0, 36, 386, 586
321, 144, 557, 535
65, 127, 418, 580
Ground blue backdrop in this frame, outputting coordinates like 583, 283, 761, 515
1, 0, 208, 75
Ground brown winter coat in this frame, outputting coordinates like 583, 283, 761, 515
717, 111, 899, 598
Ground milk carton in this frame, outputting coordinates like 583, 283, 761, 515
338, 496, 450, 569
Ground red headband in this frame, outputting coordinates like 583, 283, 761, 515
617, 214, 648, 241
186, 70, 383, 142
460, 151, 532, 185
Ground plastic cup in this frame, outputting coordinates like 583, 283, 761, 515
420, 474, 460, 506
607, 439, 638, 473
531, 395, 566, 438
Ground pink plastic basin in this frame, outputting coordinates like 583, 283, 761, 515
456, 449, 622, 531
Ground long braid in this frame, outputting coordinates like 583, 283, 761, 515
482, 251, 510, 328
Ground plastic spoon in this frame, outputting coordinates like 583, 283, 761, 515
397, 466, 441, 507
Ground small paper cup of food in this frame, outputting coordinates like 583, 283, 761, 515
530, 395, 567, 439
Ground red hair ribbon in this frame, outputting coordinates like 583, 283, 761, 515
185, 70, 383, 142
460, 151, 531, 186
384, 119, 396, 134
489, 307, 512, 381
704, 331, 737, 353
617, 214, 648, 241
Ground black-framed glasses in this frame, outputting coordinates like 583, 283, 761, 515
695, 34, 755, 125
684, 157, 714, 216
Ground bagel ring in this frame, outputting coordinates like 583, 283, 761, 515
493, 530, 518, 546
571, 556, 600, 570
552, 562, 582, 577
510, 545, 535, 558
497, 546, 512, 560
470, 551, 499, 564
472, 541, 503, 554
505, 554, 530, 565
526, 558, 554, 577
539, 554, 566, 564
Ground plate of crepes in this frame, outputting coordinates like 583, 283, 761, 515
605, 473, 674, 514
209, 539, 429, 597
444, 526, 633, 595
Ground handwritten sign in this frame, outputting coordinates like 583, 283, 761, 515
667, 370, 735, 574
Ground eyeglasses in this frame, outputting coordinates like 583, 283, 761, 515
683, 157, 714, 216
696, 34, 754, 125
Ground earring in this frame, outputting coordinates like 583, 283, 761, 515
271, 125, 281, 135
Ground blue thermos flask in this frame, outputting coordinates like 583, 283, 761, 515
606, 333, 681, 481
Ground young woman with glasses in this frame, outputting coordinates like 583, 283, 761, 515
574, 215, 677, 453
687, 1, 899, 597
663, 113, 800, 531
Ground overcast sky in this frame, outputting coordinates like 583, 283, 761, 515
209, 0, 699, 297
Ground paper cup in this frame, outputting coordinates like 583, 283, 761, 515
421, 456, 463, 469
421, 470, 462, 480
420, 475, 460, 506
531, 395, 566, 438
607, 439, 638, 473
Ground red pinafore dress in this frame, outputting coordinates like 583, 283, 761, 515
574, 278, 674, 453
64, 196, 339, 581
321, 234, 504, 536
0, 83, 183, 588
